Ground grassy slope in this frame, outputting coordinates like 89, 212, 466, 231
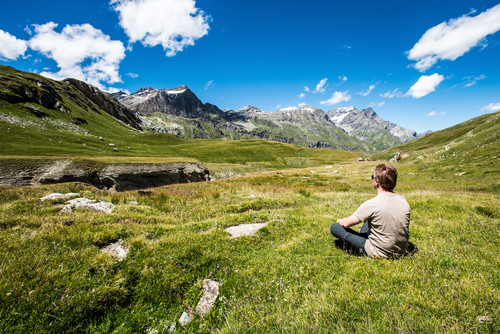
0, 162, 498, 333
371, 110, 500, 194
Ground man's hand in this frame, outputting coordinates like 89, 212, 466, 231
337, 214, 361, 228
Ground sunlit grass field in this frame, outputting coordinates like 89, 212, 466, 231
0, 161, 498, 333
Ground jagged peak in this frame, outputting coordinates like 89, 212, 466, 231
237, 105, 262, 113
334, 106, 357, 113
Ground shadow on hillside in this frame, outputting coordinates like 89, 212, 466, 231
334, 240, 418, 258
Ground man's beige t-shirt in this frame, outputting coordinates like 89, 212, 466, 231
354, 193, 410, 258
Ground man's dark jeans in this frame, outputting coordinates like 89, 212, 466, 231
330, 221, 369, 254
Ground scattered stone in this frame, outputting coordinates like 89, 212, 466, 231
476, 316, 492, 324
60, 197, 115, 213
99, 136, 104, 141
101, 239, 129, 261
127, 201, 139, 205
325, 166, 333, 169
109, 143, 115, 146
225, 222, 268, 238
195, 279, 220, 316
40, 192, 80, 201
179, 312, 191, 326
113, 148, 118, 151
454, 172, 466, 176
168, 323, 176, 332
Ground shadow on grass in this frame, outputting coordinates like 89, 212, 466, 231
334, 240, 418, 258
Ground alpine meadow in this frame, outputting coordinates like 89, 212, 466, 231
1, 1, 500, 333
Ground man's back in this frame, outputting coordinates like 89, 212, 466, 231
354, 193, 410, 258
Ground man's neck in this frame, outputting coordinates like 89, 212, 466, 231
377, 187, 394, 195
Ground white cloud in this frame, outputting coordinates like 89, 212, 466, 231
481, 102, 500, 113
338, 75, 347, 82
406, 74, 445, 98
315, 78, 328, 93
380, 88, 403, 99
304, 86, 310, 92
204, 80, 214, 90
298, 93, 306, 99
28, 22, 126, 89
0, 30, 28, 60
427, 111, 446, 116
320, 91, 351, 105
408, 4, 500, 71
298, 102, 307, 107
359, 84, 376, 96
127, 72, 139, 78
112, 0, 210, 57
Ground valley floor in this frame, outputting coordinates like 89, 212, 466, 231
0, 162, 498, 333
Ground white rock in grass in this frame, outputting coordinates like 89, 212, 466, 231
40, 193, 80, 201
225, 223, 268, 238
60, 197, 115, 213
195, 279, 220, 316
476, 316, 492, 323
179, 312, 191, 326
101, 239, 129, 261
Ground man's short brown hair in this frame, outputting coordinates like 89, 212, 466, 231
374, 164, 398, 191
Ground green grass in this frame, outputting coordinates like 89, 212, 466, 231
0, 162, 498, 333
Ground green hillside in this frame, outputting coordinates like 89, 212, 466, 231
371, 110, 500, 193
0, 65, 360, 174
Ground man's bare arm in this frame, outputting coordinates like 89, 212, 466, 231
338, 214, 361, 228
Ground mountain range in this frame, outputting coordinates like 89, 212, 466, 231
113, 85, 422, 152
0, 64, 422, 153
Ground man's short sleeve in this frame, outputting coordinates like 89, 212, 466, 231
353, 197, 378, 222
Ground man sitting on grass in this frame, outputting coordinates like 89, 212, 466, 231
330, 164, 411, 258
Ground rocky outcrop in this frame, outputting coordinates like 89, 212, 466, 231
0, 159, 210, 191
119, 85, 224, 119
99, 162, 210, 191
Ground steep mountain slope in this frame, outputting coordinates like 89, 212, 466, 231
326, 106, 418, 150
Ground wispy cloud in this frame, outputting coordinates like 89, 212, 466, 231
304, 86, 310, 93
28, 22, 126, 90
315, 78, 328, 93
463, 74, 486, 87
320, 91, 351, 105
359, 84, 376, 96
0, 29, 27, 60
298, 102, 307, 107
408, 4, 500, 71
427, 111, 446, 116
406, 74, 445, 98
481, 102, 500, 113
204, 80, 214, 90
380, 88, 403, 99
338, 75, 347, 82
127, 72, 139, 78
298, 92, 306, 99
111, 0, 211, 57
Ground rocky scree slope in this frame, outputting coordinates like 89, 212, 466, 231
327, 106, 419, 151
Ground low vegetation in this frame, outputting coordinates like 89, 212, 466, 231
0, 161, 498, 333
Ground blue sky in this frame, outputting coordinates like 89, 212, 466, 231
1, 0, 499, 133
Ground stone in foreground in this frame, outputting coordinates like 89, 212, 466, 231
195, 279, 220, 316
224, 223, 268, 238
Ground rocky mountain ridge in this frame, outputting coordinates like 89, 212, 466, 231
115, 86, 421, 151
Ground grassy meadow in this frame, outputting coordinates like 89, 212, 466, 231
0, 161, 498, 333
